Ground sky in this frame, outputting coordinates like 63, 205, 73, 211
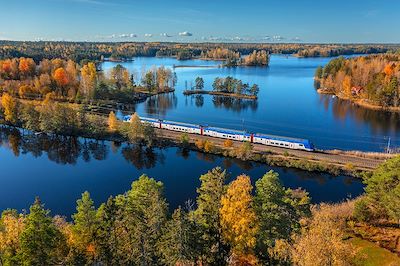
0, 0, 399, 43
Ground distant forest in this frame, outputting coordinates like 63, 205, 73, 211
0, 41, 398, 63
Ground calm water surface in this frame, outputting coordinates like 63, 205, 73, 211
0, 128, 363, 217
102, 55, 400, 152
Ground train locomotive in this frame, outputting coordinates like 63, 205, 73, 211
123, 116, 315, 152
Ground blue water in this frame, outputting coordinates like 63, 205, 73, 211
102, 55, 400, 152
0, 128, 363, 218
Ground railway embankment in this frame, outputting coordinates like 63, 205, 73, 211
155, 128, 394, 177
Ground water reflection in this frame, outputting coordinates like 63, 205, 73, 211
319, 95, 400, 136
144, 93, 178, 116
212, 96, 258, 112
0, 126, 108, 165
122, 145, 165, 169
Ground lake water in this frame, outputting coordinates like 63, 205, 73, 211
102, 55, 400, 152
0, 127, 363, 218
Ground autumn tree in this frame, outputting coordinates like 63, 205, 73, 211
291, 204, 356, 266
1, 93, 19, 124
18, 57, 36, 77
0, 210, 25, 265
108, 111, 118, 132
53, 67, 69, 87
80, 62, 97, 98
125, 113, 143, 143
220, 175, 258, 262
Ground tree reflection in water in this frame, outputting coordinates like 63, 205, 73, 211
212, 96, 258, 112
144, 93, 178, 116
0, 126, 173, 170
319, 95, 400, 136
121, 145, 165, 170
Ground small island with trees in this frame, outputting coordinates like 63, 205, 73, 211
183, 76, 260, 99
314, 54, 400, 112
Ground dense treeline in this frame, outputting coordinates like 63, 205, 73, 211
0, 57, 176, 103
0, 41, 397, 63
201, 48, 240, 60
315, 55, 400, 108
296, 45, 391, 57
0, 168, 312, 265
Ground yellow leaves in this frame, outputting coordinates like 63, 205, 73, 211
342, 75, 352, 97
203, 140, 214, 153
220, 175, 258, 255
195, 139, 205, 150
0, 213, 25, 254
223, 139, 233, 148
1, 93, 18, 123
108, 111, 118, 132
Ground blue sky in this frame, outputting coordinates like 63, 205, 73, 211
0, 0, 399, 43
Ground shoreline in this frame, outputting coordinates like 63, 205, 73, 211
317, 88, 400, 112
183, 90, 258, 100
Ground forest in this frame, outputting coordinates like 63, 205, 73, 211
315, 54, 400, 108
0, 57, 177, 103
0, 156, 399, 265
0, 41, 397, 63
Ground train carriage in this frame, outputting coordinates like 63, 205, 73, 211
253, 133, 314, 151
203, 127, 252, 142
122, 115, 315, 152
161, 120, 202, 134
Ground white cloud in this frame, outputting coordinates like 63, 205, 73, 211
178, 31, 193, 37
272, 35, 285, 41
160, 33, 172, 37
118, 33, 137, 38
144, 33, 153, 37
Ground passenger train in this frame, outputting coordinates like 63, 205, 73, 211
123, 116, 315, 152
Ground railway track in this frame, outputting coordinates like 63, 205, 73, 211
156, 128, 389, 171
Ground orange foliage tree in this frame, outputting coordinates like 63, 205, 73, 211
53, 68, 69, 87
220, 175, 258, 259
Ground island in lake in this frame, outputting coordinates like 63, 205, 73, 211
183, 76, 259, 99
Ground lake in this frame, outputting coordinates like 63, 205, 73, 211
0, 127, 363, 218
102, 55, 400, 152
